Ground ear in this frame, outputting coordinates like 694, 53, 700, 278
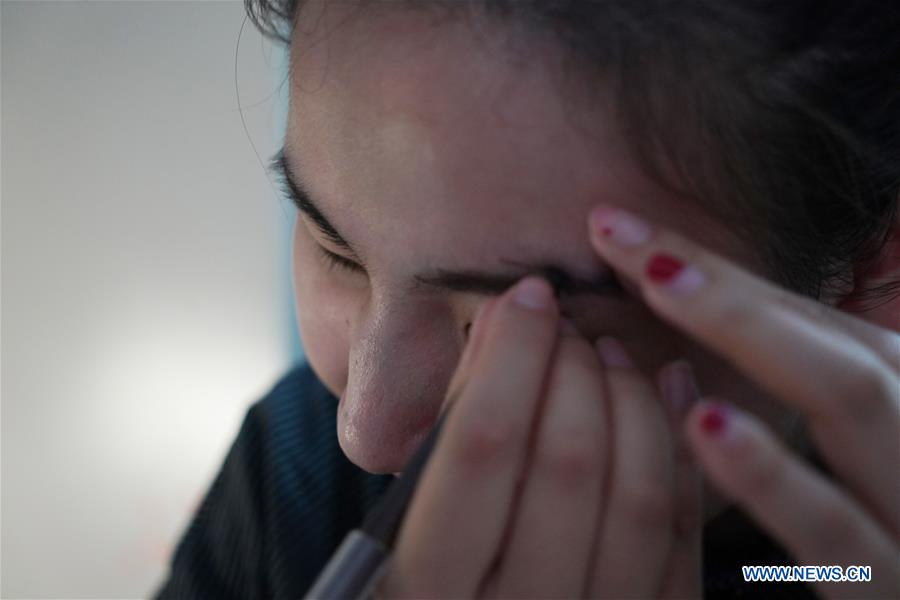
835, 208, 900, 333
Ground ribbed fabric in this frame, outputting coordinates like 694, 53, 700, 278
153, 362, 817, 599
152, 363, 392, 600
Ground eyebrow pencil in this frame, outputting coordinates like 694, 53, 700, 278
304, 407, 452, 600
305, 278, 560, 599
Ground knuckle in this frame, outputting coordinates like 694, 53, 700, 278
621, 481, 675, 529
735, 441, 786, 502
712, 298, 758, 338
452, 414, 515, 471
774, 288, 830, 324
834, 361, 899, 422
537, 435, 599, 490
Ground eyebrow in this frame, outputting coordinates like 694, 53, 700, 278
271, 149, 362, 259
270, 148, 622, 298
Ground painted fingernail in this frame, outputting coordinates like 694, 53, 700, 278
589, 205, 651, 246
511, 276, 553, 310
646, 252, 707, 294
595, 336, 634, 368
661, 360, 699, 416
699, 402, 730, 436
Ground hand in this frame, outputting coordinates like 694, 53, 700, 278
587, 203, 900, 599
376, 276, 703, 598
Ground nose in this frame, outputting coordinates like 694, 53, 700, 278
335, 310, 466, 474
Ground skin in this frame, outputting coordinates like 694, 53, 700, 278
284, 1, 900, 597
289, 2, 787, 476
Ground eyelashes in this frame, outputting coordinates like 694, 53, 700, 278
315, 241, 626, 298
541, 266, 570, 299
318, 245, 366, 275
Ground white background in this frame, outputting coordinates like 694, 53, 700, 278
2, 1, 298, 597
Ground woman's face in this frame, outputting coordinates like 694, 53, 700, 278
285, 1, 800, 475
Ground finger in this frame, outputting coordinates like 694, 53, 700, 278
491, 329, 608, 599
656, 361, 704, 600
588, 204, 900, 534
385, 277, 560, 598
588, 337, 676, 599
444, 296, 500, 402
687, 400, 900, 600
589, 204, 900, 372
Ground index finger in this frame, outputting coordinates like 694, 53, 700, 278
586, 204, 900, 533
387, 277, 561, 598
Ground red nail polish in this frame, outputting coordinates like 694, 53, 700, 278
646, 253, 684, 283
700, 404, 728, 435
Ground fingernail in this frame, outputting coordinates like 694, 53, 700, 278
511, 277, 553, 311
595, 336, 634, 368
590, 205, 651, 246
699, 402, 730, 436
646, 252, 706, 295
661, 360, 699, 416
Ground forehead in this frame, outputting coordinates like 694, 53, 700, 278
286, 1, 745, 274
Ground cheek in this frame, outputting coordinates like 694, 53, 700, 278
291, 222, 357, 398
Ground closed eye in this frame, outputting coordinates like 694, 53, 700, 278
318, 244, 366, 275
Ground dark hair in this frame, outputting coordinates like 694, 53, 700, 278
246, 0, 900, 311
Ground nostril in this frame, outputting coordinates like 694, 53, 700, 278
463, 322, 472, 338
